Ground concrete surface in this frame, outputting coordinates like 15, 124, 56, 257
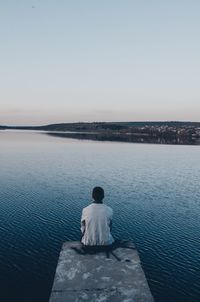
49, 241, 154, 302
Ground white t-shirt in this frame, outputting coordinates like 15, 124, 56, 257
81, 203, 114, 246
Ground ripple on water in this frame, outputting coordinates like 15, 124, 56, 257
0, 133, 200, 302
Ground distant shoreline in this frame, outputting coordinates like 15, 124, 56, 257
1, 120, 200, 130
1, 123, 200, 146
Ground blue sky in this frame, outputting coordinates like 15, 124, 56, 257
1, 0, 200, 125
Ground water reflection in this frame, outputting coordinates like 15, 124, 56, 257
46, 131, 200, 145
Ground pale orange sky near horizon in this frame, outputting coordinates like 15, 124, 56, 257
1, 1, 200, 126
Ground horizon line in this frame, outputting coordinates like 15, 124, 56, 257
1, 120, 200, 128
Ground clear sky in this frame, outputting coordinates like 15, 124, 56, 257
1, 0, 200, 125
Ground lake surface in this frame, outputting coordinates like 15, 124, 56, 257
0, 131, 200, 302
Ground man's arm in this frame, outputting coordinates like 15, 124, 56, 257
108, 207, 113, 231
109, 220, 112, 232
81, 220, 85, 233
81, 209, 86, 236
80, 219, 85, 240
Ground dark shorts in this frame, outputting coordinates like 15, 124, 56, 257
81, 243, 113, 253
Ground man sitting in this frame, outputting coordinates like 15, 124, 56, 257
81, 187, 114, 247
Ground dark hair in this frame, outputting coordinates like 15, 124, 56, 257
92, 187, 104, 202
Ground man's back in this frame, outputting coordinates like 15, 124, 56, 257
81, 203, 114, 246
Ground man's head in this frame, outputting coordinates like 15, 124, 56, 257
92, 187, 104, 203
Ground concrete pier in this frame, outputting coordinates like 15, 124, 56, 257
49, 241, 154, 302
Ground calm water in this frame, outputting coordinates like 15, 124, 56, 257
0, 131, 200, 302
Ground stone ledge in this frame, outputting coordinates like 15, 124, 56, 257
49, 241, 154, 302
